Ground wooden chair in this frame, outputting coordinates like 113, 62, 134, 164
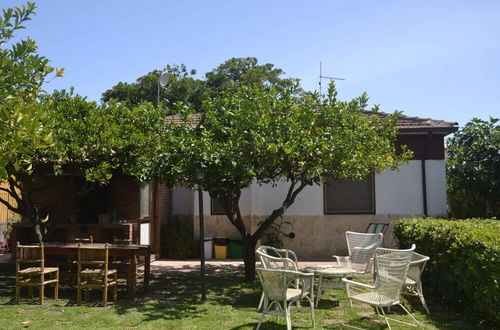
77, 243, 117, 306
111, 237, 133, 282
71, 235, 94, 243
15, 243, 59, 304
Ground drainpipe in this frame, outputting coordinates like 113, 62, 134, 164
421, 158, 428, 216
421, 132, 433, 216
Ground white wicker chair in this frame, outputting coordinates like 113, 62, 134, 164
256, 268, 315, 330
256, 246, 299, 311
342, 245, 420, 329
334, 231, 383, 274
403, 252, 430, 314
256, 245, 298, 271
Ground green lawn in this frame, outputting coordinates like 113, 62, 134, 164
0, 265, 473, 329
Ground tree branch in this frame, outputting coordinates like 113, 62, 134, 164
0, 195, 26, 217
252, 181, 308, 240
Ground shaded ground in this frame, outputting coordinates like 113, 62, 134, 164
0, 261, 475, 329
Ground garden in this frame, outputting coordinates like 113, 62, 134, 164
0, 261, 478, 329
1, 2, 499, 329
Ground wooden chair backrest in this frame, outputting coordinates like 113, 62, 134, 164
77, 243, 109, 273
16, 242, 44, 272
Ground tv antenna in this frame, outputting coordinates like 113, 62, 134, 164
319, 61, 345, 95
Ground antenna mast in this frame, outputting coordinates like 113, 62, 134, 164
319, 61, 345, 95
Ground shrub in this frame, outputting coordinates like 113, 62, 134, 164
393, 217, 500, 325
162, 216, 198, 259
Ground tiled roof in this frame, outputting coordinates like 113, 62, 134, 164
166, 111, 458, 133
362, 110, 458, 132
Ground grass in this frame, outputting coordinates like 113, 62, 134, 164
0, 264, 474, 329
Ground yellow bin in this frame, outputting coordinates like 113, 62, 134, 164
213, 237, 229, 259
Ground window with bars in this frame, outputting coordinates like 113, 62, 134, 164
324, 174, 375, 214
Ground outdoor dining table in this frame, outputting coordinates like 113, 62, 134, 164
43, 243, 151, 300
302, 264, 357, 307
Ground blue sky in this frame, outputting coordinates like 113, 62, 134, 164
5, 0, 500, 126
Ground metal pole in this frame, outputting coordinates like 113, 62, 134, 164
198, 187, 206, 302
157, 81, 160, 106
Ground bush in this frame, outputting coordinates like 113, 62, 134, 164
162, 216, 198, 259
447, 117, 500, 218
393, 217, 500, 325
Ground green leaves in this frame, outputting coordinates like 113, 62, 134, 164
447, 117, 500, 218
41, 90, 164, 183
158, 80, 410, 197
0, 2, 63, 183
393, 217, 499, 325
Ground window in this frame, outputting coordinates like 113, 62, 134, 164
140, 182, 150, 218
324, 174, 375, 214
211, 197, 227, 215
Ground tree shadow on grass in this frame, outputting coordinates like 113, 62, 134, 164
111, 263, 259, 323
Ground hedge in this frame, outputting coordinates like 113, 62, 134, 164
393, 217, 500, 325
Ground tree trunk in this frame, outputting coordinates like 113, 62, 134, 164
242, 235, 257, 282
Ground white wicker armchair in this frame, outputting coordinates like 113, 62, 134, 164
342, 245, 420, 329
403, 252, 431, 314
256, 268, 315, 330
334, 231, 383, 274
256, 245, 298, 271
256, 246, 299, 311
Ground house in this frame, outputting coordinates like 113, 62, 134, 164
10, 112, 458, 259
171, 113, 458, 259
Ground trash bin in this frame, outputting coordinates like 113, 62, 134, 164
229, 237, 243, 259
213, 237, 229, 259
204, 236, 213, 259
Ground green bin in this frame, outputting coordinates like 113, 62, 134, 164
229, 237, 243, 259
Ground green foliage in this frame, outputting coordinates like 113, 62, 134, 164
204, 57, 298, 97
447, 117, 500, 218
163, 216, 198, 259
0, 2, 62, 181
102, 64, 206, 111
101, 57, 298, 112
44, 89, 164, 183
155, 81, 411, 279
393, 217, 500, 325
158, 83, 410, 190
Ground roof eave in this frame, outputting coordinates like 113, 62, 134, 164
398, 126, 459, 135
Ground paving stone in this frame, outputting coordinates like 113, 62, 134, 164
357, 311, 375, 317
324, 318, 345, 324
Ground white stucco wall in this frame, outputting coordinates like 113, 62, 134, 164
188, 159, 447, 218
425, 160, 447, 216
375, 160, 424, 215
184, 159, 448, 257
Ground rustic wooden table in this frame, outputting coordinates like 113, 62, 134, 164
43, 243, 150, 300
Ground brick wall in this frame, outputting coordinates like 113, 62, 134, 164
108, 175, 140, 221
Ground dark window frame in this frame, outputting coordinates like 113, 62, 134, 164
323, 173, 376, 214
210, 197, 228, 215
